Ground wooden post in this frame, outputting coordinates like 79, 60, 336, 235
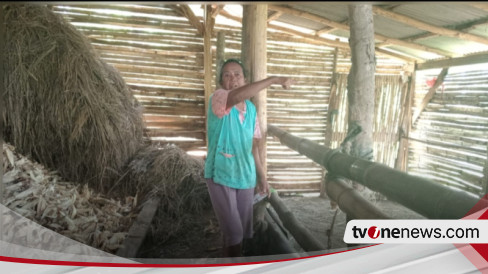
215, 31, 226, 89
241, 4, 268, 176
346, 4, 375, 204
394, 66, 415, 172
321, 46, 339, 198
203, 5, 214, 148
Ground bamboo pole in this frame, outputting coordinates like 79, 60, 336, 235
325, 177, 390, 219
321, 45, 339, 198
263, 211, 300, 256
395, 70, 415, 172
268, 192, 326, 251
268, 124, 488, 219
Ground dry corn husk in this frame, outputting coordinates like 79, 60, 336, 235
2, 142, 137, 253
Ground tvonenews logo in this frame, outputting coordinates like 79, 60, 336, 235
344, 220, 488, 244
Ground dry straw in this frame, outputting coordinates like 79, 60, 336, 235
4, 4, 145, 193
3, 4, 211, 251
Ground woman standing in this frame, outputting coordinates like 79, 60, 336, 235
204, 59, 294, 257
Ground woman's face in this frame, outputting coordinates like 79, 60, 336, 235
220, 62, 246, 90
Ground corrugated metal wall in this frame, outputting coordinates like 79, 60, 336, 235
409, 66, 488, 197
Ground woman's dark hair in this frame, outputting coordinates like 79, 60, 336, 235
219, 58, 247, 84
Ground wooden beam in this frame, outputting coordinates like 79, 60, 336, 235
171, 4, 205, 36
269, 5, 455, 57
416, 53, 488, 70
267, 11, 282, 22
411, 68, 448, 124
372, 6, 488, 47
210, 4, 223, 18
116, 198, 160, 258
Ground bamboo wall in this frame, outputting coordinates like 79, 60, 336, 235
53, 4, 413, 193
53, 4, 207, 154
329, 74, 409, 166
409, 67, 488, 197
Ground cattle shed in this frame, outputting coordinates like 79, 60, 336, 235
2, 3, 488, 261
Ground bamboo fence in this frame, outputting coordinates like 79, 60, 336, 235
409, 68, 488, 197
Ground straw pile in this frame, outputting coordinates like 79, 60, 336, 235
3, 4, 145, 193
120, 144, 210, 243
3, 142, 137, 252
3, 4, 211, 254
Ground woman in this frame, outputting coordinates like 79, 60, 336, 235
204, 58, 294, 257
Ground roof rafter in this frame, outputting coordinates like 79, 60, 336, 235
267, 11, 283, 22
218, 8, 416, 63
169, 4, 205, 37
372, 6, 488, 46
268, 5, 455, 58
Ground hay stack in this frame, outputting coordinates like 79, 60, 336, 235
3, 4, 145, 192
3, 4, 212, 251
120, 144, 210, 242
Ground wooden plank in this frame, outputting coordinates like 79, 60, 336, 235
412, 68, 448, 123
116, 197, 160, 258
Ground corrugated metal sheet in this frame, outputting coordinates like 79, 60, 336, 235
271, 3, 488, 61
391, 3, 487, 27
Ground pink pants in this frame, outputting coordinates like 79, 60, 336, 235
206, 178, 254, 247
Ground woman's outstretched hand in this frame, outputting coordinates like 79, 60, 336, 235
273, 76, 295, 89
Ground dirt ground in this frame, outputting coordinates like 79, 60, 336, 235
136, 194, 425, 259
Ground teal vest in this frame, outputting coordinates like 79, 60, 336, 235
204, 96, 257, 189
